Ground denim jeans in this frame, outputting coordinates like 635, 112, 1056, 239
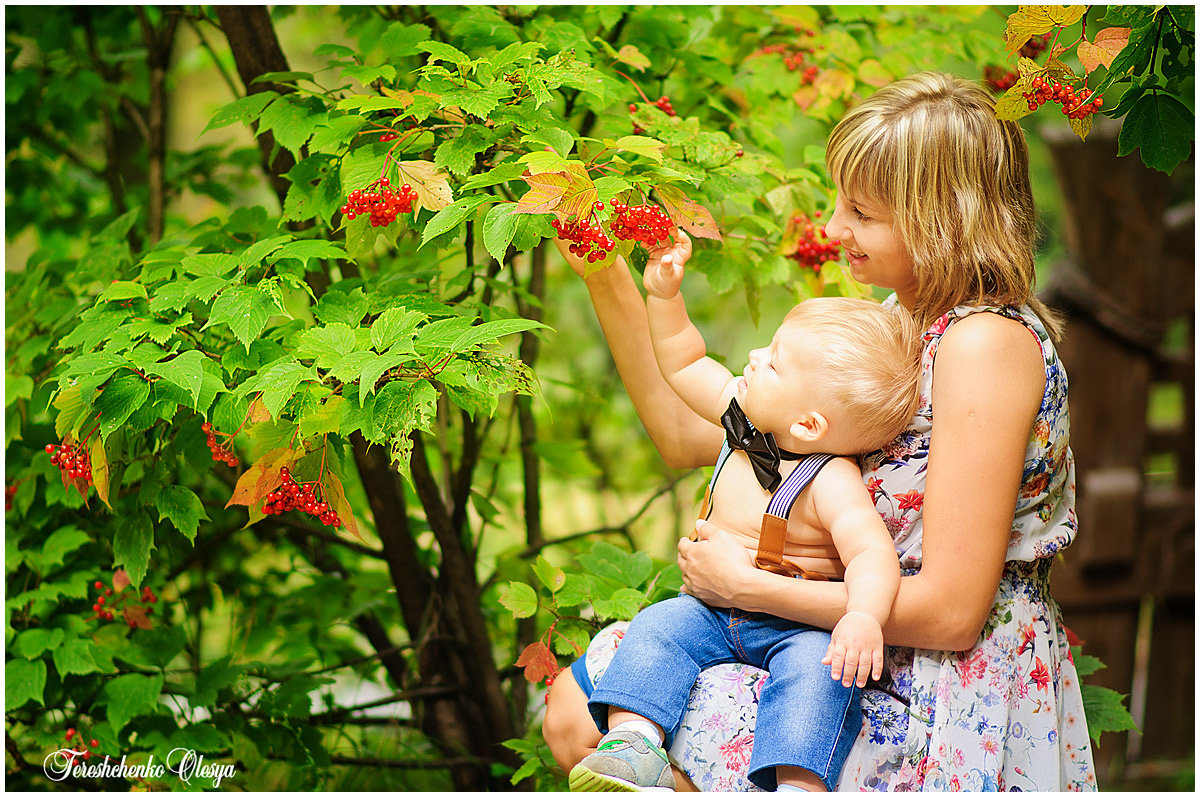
587, 594, 861, 791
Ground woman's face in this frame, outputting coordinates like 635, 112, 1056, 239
826, 181, 918, 309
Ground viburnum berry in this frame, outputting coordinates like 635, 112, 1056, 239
341, 181, 419, 228
379, 132, 398, 142
787, 212, 842, 272
4, 484, 15, 511
983, 64, 1018, 93
608, 199, 674, 249
1022, 77, 1102, 120
551, 216, 616, 263
46, 442, 93, 485
201, 421, 239, 468
262, 468, 343, 528
65, 728, 76, 742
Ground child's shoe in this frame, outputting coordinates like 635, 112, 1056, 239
569, 728, 675, 791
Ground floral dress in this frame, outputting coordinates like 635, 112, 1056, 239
574, 304, 1097, 791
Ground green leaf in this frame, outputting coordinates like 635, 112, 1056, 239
450, 317, 547, 353
418, 40, 474, 69
203, 91, 277, 133
371, 307, 426, 352
434, 124, 498, 176
533, 556, 566, 593
297, 323, 359, 369
13, 628, 65, 659
1081, 684, 1139, 742
114, 512, 155, 587
274, 239, 349, 267
190, 654, 244, 708
419, 195, 490, 248
1071, 650, 1105, 678
593, 587, 647, 621
499, 581, 539, 618
181, 252, 239, 277
103, 672, 164, 733
95, 371, 152, 440
35, 526, 92, 570
615, 135, 666, 163
1117, 92, 1194, 174
359, 351, 411, 398
158, 485, 208, 543
99, 281, 148, 302
481, 203, 523, 263
308, 115, 367, 154
144, 350, 206, 409
204, 286, 277, 351
256, 360, 318, 417
53, 638, 102, 676
240, 234, 293, 268
577, 542, 654, 588
5, 658, 46, 710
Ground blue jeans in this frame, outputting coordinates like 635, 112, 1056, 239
586, 594, 861, 791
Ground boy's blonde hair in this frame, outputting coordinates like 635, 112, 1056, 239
825, 71, 1061, 338
784, 297, 921, 453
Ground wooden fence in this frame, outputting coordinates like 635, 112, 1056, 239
1042, 120, 1194, 787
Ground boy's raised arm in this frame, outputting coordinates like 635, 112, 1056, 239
644, 231, 739, 424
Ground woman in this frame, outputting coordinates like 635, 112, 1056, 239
544, 72, 1095, 791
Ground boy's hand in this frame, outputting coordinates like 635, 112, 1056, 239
822, 611, 885, 688
642, 229, 692, 299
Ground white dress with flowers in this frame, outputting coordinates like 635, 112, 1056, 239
576, 304, 1097, 791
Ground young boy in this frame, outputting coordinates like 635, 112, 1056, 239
569, 230, 920, 792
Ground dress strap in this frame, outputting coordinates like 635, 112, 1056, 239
755, 454, 835, 579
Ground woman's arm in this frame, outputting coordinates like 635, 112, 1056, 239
679, 312, 1046, 651
555, 238, 724, 469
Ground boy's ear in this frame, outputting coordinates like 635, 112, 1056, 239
790, 412, 829, 443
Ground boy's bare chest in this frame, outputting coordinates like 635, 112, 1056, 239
705, 452, 834, 551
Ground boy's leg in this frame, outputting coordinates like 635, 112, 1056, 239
742, 624, 862, 792
585, 594, 735, 740
574, 595, 737, 791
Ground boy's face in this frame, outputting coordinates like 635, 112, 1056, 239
736, 317, 829, 446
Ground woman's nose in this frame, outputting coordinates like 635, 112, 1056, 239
826, 198, 849, 242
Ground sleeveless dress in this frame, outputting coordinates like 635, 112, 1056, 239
573, 303, 1097, 791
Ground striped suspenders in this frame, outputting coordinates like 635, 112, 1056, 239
697, 440, 835, 580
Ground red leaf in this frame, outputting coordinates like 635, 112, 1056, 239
112, 569, 131, 593
226, 448, 298, 509
123, 605, 154, 630
513, 172, 569, 215
656, 184, 722, 242
320, 468, 362, 541
515, 640, 559, 684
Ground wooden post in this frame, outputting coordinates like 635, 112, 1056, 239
1041, 118, 1194, 784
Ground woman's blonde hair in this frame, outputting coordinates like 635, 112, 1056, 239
785, 297, 921, 453
825, 71, 1061, 338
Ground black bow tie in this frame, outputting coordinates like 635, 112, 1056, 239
720, 398, 803, 492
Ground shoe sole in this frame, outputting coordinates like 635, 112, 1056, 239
568, 764, 673, 792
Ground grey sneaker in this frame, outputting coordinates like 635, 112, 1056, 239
569, 728, 675, 792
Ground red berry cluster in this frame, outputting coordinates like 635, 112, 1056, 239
552, 204, 616, 263
608, 199, 673, 249
787, 213, 842, 272
263, 468, 343, 528
379, 132, 398, 142
755, 33, 822, 87
5, 484, 15, 510
340, 177, 419, 228
1020, 32, 1053, 59
1023, 77, 1103, 119
200, 422, 239, 468
62, 728, 100, 761
46, 442, 92, 484
89, 579, 157, 626
984, 33, 1056, 94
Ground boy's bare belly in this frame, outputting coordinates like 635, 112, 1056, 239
705, 453, 845, 579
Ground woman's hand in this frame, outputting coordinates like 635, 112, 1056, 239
677, 519, 758, 608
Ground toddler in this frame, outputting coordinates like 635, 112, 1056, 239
569, 230, 920, 792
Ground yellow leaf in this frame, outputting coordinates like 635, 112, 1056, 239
813, 67, 854, 101
394, 160, 453, 213
555, 161, 600, 220
513, 171, 569, 215
792, 85, 819, 111
1004, 7, 1059, 53
994, 80, 1037, 122
248, 396, 271, 423
857, 59, 892, 88
1068, 111, 1093, 142
90, 436, 111, 509
320, 469, 362, 540
226, 447, 298, 509
1046, 5, 1086, 26
614, 44, 650, 72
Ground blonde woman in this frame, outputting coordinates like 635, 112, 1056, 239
544, 72, 1096, 791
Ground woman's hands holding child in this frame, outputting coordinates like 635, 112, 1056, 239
678, 519, 758, 607
643, 229, 692, 299
823, 611, 886, 688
